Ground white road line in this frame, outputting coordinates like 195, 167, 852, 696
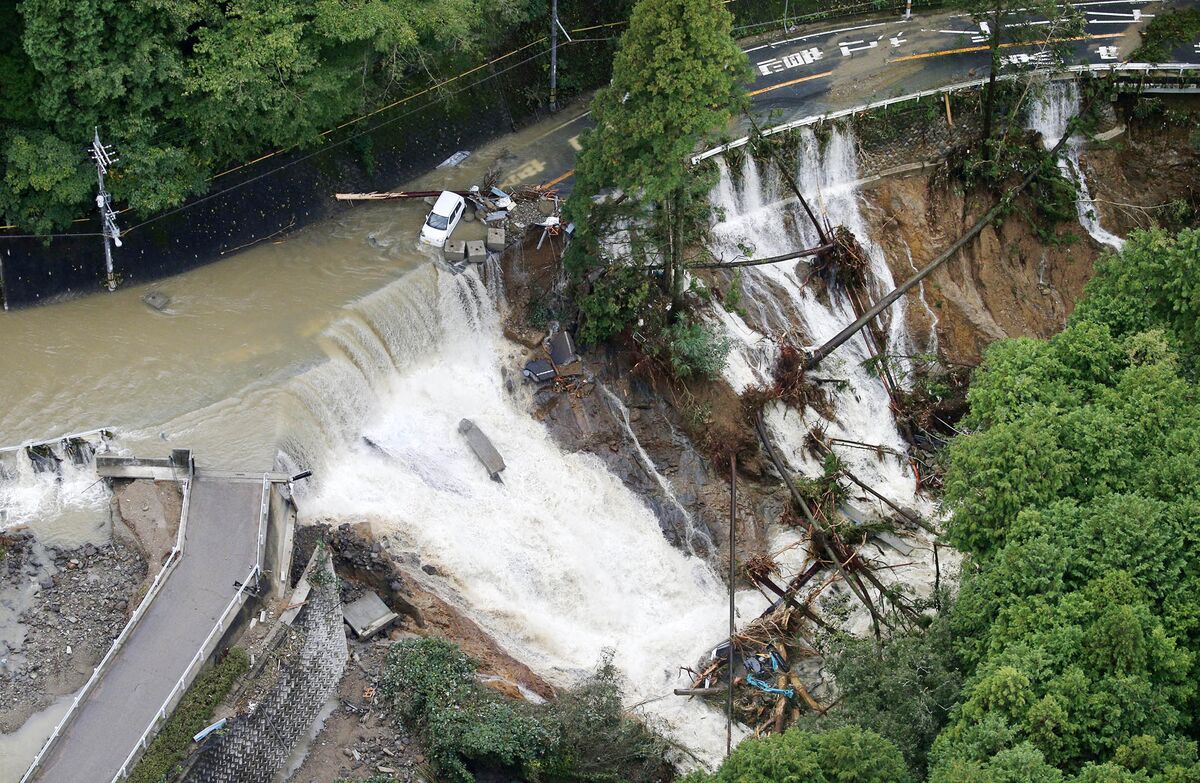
528, 111, 592, 143
745, 21, 888, 54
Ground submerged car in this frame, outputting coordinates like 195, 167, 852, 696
420, 190, 466, 247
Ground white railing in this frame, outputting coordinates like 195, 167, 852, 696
256, 474, 270, 572
693, 62, 1200, 163
19, 457, 195, 783
110, 561, 260, 781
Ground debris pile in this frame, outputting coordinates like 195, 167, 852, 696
522, 321, 593, 397
0, 531, 146, 732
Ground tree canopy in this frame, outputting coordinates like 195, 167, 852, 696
568, 0, 750, 312
706, 229, 1200, 783
0, 0, 544, 233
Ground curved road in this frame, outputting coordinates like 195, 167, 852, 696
497, 0, 1200, 192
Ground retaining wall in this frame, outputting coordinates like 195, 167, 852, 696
182, 556, 347, 783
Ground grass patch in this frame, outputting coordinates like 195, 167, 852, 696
127, 648, 249, 783
1131, 8, 1200, 62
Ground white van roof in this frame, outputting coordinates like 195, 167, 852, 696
432, 190, 464, 216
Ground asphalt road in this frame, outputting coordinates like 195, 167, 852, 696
497, 0, 1200, 192
33, 477, 261, 783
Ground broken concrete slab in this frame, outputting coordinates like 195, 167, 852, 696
872, 531, 916, 557
342, 591, 398, 639
486, 227, 506, 252
444, 240, 466, 262
142, 291, 170, 312
458, 418, 505, 481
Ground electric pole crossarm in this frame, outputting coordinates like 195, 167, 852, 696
89, 128, 122, 291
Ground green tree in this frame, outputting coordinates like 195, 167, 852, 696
568, 0, 749, 311
952, 0, 1083, 154
685, 726, 912, 783
822, 616, 965, 778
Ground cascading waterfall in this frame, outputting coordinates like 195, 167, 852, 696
904, 243, 939, 356
598, 385, 714, 558
279, 263, 747, 765
0, 434, 113, 547
1027, 81, 1125, 250
709, 128, 922, 514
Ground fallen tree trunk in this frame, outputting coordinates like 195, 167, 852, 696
688, 243, 834, 270
804, 127, 1078, 371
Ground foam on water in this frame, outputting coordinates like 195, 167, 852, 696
0, 439, 112, 547
285, 264, 747, 765
1027, 81, 1125, 251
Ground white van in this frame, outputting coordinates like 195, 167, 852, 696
420, 191, 466, 247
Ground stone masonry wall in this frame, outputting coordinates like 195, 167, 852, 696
184, 556, 346, 783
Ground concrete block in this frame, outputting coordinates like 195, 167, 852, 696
444, 240, 466, 262
486, 227, 506, 252
465, 240, 486, 263
342, 592, 398, 638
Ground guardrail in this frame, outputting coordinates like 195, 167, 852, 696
111, 560, 260, 781
256, 474, 270, 572
19, 456, 195, 783
693, 62, 1200, 163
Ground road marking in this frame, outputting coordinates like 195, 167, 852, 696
746, 22, 888, 54
887, 32, 1122, 63
749, 70, 835, 97
529, 111, 592, 143
508, 159, 546, 183
567, 135, 583, 151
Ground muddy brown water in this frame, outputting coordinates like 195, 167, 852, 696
0, 111, 579, 773
0, 121, 556, 472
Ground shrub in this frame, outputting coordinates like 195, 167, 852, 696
578, 265, 658, 345
686, 725, 913, 783
127, 648, 249, 783
380, 638, 669, 783
665, 319, 731, 381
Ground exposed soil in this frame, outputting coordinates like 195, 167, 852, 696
0, 478, 178, 734
281, 521, 555, 783
293, 522, 553, 700
1085, 97, 1200, 236
281, 639, 431, 783
500, 235, 786, 575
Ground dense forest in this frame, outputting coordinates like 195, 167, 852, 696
685, 228, 1200, 782
0, 0, 592, 234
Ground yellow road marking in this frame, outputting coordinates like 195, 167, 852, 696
749, 70, 835, 96
888, 32, 1123, 63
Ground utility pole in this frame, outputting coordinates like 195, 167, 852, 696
727, 453, 736, 758
89, 128, 122, 292
549, 0, 559, 112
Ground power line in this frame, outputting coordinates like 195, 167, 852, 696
121, 39, 603, 237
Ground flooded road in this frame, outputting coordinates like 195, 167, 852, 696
0, 110, 582, 469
